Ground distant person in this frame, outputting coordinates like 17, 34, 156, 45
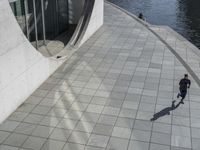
138, 13, 145, 21
177, 74, 191, 104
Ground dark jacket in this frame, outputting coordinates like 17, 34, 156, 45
179, 78, 191, 91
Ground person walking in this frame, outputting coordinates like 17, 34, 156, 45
177, 74, 191, 104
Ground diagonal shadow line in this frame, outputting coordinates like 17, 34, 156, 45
150, 100, 182, 121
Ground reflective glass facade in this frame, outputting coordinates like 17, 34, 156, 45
10, 0, 69, 49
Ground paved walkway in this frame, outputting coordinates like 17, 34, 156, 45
1, 2, 200, 150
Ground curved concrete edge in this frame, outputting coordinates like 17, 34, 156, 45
148, 25, 200, 87
0, 0, 103, 123
106, 1, 200, 87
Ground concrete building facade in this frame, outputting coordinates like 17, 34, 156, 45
0, 0, 103, 123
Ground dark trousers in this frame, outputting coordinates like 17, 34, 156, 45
179, 88, 187, 100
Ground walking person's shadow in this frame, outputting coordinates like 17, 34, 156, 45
150, 100, 181, 121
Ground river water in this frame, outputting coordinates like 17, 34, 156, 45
107, 0, 200, 49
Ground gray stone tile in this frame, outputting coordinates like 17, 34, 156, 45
54, 99, 73, 109
98, 115, 117, 126
136, 111, 153, 120
74, 121, 95, 133
8, 112, 28, 122
0, 120, 20, 132
149, 143, 170, 150
47, 107, 67, 118
130, 82, 144, 89
85, 146, 105, 150
191, 127, 200, 139
127, 87, 143, 95
16, 103, 36, 113
102, 106, 120, 116
192, 138, 200, 150
122, 101, 139, 110
4, 133, 28, 147
31, 105, 51, 115
106, 99, 123, 108
31, 125, 54, 138
0, 131, 10, 144
0, 145, 19, 150
125, 93, 141, 102
112, 127, 131, 139
22, 136, 46, 150
171, 135, 191, 149
112, 86, 129, 93
143, 89, 157, 97
119, 108, 137, 118
39, 97, 58, 107
14, 122, 36, 135
64, 110, 83, 120
80, 89, 96, 96
23, 114, 44, 124
57, 118, 78, 130
138, 103, 155, 112
115, 117, 134, 128
40, 139, 65, 150
80, 112, 100, 123
106, 137, 129, 150
49, 128, 71, 141
95, 90, 110, 98
171, 147, 191, 150
134, 120, 153, 131
152, 122, 171, 134
128, 140, 149, 150
131, 129, 151, 142
141, 95, 156, 104
76, 95, 93, 103
68, 131, 90, 144
172, 116, 190, 126
91, 97, 107, 105
110, 91, 126, 100
63, 143, 85, 150
93, 124, 113, 136
191, 118, 200, 128
172, 125, 191, 137
39, 116, 62, 127
151, 132, 171, 145
87, 134, 109, 148
86, 104, 104, 114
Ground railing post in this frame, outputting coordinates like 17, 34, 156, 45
41, 0, 46, 45
33, 0, 38, 49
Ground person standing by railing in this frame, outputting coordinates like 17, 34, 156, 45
138, 13, 146, 21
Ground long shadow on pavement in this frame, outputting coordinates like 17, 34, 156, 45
150, 100, 182, 121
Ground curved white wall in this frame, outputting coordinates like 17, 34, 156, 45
80, 0, 104, 45
0, 0, 103, 123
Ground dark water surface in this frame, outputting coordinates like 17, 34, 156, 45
107, 0, 200, 49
